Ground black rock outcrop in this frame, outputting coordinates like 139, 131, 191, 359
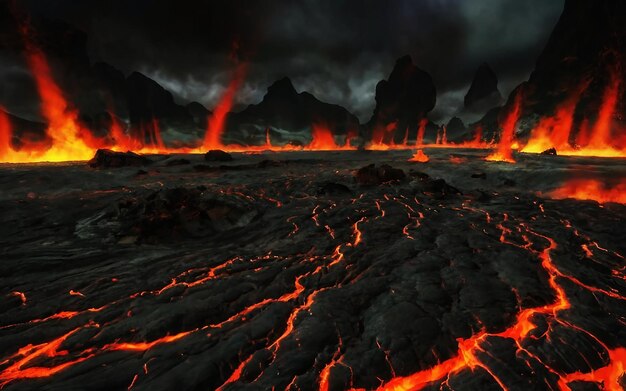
445, 117, 468, 141
186, 102, 211, 129
224, 77, 360, 146
205, 150, 234, 162
88, 149, 152, 168
126, 72, 198, 138
464, 63, 503, 112
355, 164, 406, 185
367, 55, 437, 145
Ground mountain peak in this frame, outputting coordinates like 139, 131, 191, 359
266, 77, 298, 100
464, 63, 502, 110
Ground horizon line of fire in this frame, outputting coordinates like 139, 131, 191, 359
0, 33, 625, 163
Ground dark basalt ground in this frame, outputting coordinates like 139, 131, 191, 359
0, 149, 624, 391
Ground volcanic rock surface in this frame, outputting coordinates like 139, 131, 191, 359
0, 149, 624, 390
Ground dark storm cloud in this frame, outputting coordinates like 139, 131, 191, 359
7, 0, 564, 122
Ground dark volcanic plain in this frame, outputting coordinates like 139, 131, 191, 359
0, 149, 625, 390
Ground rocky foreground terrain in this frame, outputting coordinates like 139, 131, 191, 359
0, 149, 624, 390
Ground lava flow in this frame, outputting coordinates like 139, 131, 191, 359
2, 1, 626, 389
0, 108, 12, 160
1, 157, 625, 390
486, 92, 523, 163
573, 67, 626, 158
521, 80, 590, 155
550, 178, 626, 204
3, 27, 101, 163
408, 149, 429, 162
307, 124, 353, 150
203, 62, 248, 150
416, 118, 428, 146
522, 68, 626, 158
375, 221, 625, 391
0, 327, 96, 387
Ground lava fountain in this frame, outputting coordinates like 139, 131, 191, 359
486, 92, 523, 163
416, 118, 428, 146
307, 124, 353, 150
521, 80, 590, 155
522, 66, 626, 158
0, 108, 12, 160
16, 28, 101, 162
408, 149, 429, 162
203, 62, 248, 150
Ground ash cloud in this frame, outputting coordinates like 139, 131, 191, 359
5, 0, 564, 123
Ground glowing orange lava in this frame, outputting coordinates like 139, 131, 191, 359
2, 28, 103, 163
371, 221, 626, 391
416, 118, 428, 146
486, 92, 523, 163
203, 63, 248, 149
408, 149, 429, 162
0, 32, 98, 162
106, 330, 194, 351
319, 345, 343, 391
1, 30, 624, 163
307, 124, 351, 150
586, 69, 622, 150
521, 81, 589, 155
558, 347, 626, 391
0, 327, 94, 387
523, 68, 626, 158
109, 113, 141, 151
0, 108, 12, 160
550, 178, 626, 204
469, 125, 483, 146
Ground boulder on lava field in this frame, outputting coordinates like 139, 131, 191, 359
409, 170, 430, 180
355, 164, 406, 185
76, 188, 259, 243
205, 150, 233, 162
411, 177, 461, 197
501, 178, 517, 187
88, 149, 152, 168
471, 172, 487, 179
316, 182, 352, 196
541, 148, 557, 156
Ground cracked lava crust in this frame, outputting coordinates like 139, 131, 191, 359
0, 150, 625, 391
